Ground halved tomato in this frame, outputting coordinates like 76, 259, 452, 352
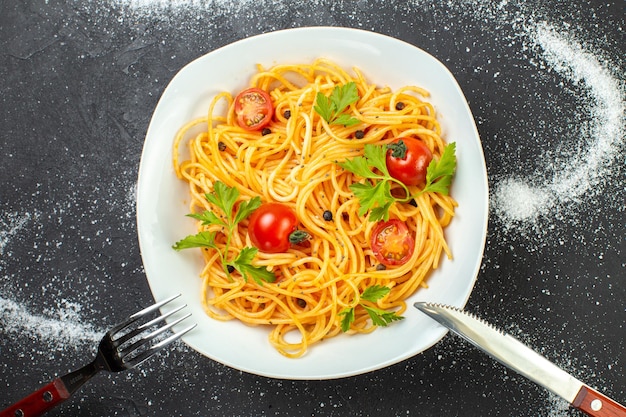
370, 219, 415, 266
234, 88, 274, 131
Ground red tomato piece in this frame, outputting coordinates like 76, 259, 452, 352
371, 219, 415, 266
248, 203, 308, 253
234, 88, 274, 131
385, 138, 433, 186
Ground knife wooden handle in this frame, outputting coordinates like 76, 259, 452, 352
0, 378, 70, 417
573, 385, 626, 417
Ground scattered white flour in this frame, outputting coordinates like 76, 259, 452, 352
111, 0, 308, 11
492, 178, 553, 222
113, 0, 217, 7
0, 184, 138, 354
111, 0, 203, 7
0, 212, 34, 255
106, 0, 285, 19
0, 295, 103, 349
127, 180, 138, 214
491, 23, 624, 231
1, 1, 622, 415
100, 0, 624, 237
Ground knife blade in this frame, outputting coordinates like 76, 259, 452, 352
413, 302, 626, 417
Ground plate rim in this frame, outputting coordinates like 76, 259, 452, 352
136, 26, 489, 380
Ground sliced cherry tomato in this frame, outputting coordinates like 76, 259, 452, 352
385, 138, 433, 186
248, 203, 309, 253
234, 88, 274, 131
371, 219, 415, 266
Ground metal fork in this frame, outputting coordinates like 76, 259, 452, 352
0, 294, 196, 417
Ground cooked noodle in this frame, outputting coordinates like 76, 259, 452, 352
173, 58, 456, 358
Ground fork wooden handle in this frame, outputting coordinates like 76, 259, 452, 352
0, 378, 70, 417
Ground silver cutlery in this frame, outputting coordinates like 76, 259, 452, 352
414, 302, 626, 417
0, 294, 195, 417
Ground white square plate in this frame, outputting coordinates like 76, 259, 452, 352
137, 27, 488, 379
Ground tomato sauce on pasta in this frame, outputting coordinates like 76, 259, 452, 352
173, 58, 456, 358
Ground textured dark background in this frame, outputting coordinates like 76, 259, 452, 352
1, 1, 624, 416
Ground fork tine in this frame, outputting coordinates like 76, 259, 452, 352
108, 294, 182, 336
120, 313, 193, 363
123, 322, 197, 368
112, 304, 187, 346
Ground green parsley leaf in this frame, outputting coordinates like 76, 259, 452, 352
368, 202, 393, 222
339, 142, 457, 221
187, 211, 226, 228
313, 92, 333, 122
339, 285, 403, 332
350, 180, 392, 218
233, 196, 262, 225
314, 82, 360, 126
172, 231, 217, 251
333, 113, 361, 127
362, 305, 405, 327
206, 181, 239, 219
418, 142, 457, 196
330, 82, 359, 112
173, 181, 275, 284
361, 285, 391, 302
340, 143, 401, 221
339, 307, 356, 332
228, 247, 276, 285
424, 173, 453, 195
363, 143, 389, 175
339, 144, 397, 220
337, 155, 377, 179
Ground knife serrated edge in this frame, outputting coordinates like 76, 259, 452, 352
413, 302, 584, 402
414, 303, 626, 416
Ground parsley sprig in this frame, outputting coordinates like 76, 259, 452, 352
314, 82, 360, 126
339, 285, 404, 332
339, 142, 457, 221
172, 181, 276, 285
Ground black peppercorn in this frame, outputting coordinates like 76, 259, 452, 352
227, 265, 235, 274
395, 102, 405, 110
261, 128, 271, 135
284, 110, 291, 119
322, 210, 333, 221
296, 298, 306, 308
354, 130, 365, 139
218, 141, 227, 151
376, 264, 387, 271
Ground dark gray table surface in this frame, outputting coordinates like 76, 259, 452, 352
1, 1, 624, 416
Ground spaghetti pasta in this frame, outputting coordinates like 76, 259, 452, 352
173, 58, 457, 358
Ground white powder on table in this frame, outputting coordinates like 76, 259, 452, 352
492, 178, 552, 223
0, 295, 103, 350
492, 23, 624, 232
3, 2, 623, 415
0, 212, 36, 255
0, 181, 137, 353
100, 0, 624, 236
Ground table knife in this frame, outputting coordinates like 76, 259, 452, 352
414, 302, 626, 417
